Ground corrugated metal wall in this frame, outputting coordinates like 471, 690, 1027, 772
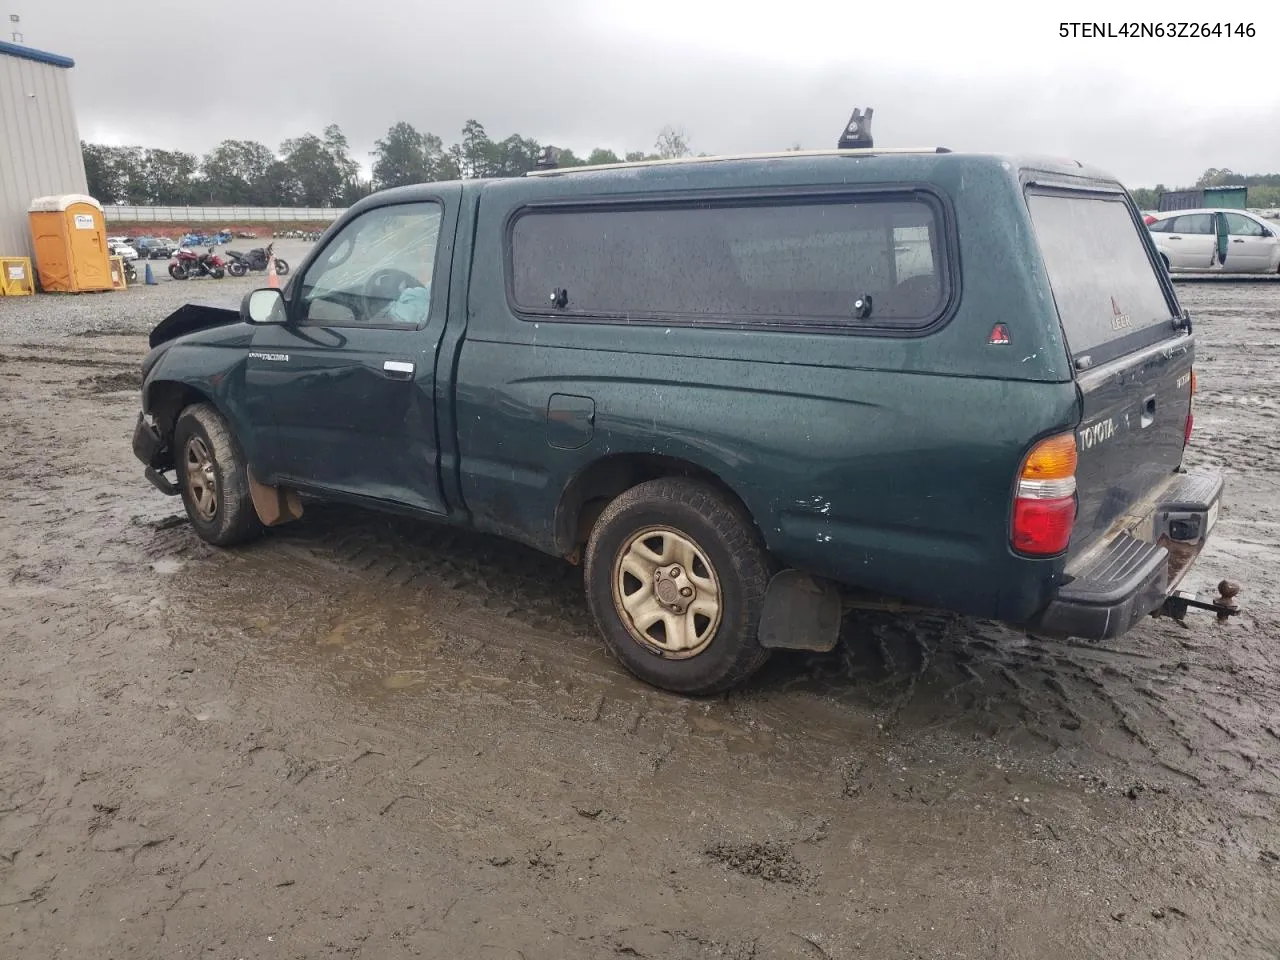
1157, 186, 1250, 213
104, 205, 345, 223
0, 54, 88, 260
1157, 190, 1204, 212
1204, 186, 1248, 210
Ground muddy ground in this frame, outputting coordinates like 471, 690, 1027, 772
1, 279, 1278, 960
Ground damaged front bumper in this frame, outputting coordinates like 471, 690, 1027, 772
132, 412, 179, 496
1030, 466, 1238, 640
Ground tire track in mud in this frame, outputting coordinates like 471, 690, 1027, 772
158, 505, 621, 713
781, 611, 1280, 801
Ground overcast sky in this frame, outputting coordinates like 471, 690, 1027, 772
15, 0, 1279, 187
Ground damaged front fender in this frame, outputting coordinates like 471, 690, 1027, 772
148, 300, 242, 349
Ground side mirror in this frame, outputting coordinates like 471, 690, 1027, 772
242, 288, 286, 325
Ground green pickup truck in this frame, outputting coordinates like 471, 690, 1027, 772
132, 146, 1234, 695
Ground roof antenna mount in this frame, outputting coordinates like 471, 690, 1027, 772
535, 146, 560, 170
837, 107, 874, 150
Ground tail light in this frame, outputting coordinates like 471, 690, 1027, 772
1011, 432, 1078, 556
1184, 368, 1196, 447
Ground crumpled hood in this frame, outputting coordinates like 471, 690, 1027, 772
148, 296, 243, 349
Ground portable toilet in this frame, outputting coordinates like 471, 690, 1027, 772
27, 195, 113, 293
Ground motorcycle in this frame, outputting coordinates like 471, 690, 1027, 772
123, 260, 138, 284
225, 242, 290, 278
169, 246, 227, 280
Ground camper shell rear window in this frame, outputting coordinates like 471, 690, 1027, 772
1026, 189, 1179, 365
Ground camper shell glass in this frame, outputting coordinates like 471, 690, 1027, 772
1025, 185, 1180, 366
504, 186, 958, 336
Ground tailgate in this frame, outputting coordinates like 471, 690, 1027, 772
1071, 338, 1193, 559
1024, 188, 1192, 562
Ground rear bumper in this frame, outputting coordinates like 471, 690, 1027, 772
1029, 467, 1224, 640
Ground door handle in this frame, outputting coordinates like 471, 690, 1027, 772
382, 360, 415, 380
1140, 395, 1156, 429
1168, 236, 1182, 240
1231, 238, 1244, 243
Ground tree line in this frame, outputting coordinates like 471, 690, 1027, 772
94, 127, 1280, 211
1129, 168, 1280, 210
82, 121, 695, 207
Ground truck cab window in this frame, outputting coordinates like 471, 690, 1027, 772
298, 201, 443, 327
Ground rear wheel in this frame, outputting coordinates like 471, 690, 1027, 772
173, 403, 263, 547
583, 478, 772, 695
228, 260, 247, 277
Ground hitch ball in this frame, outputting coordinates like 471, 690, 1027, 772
1214, 580, 1240, 622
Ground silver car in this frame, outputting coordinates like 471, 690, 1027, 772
1147, 207, 1280, 274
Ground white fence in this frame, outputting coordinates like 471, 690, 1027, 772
103, 205, 345, 222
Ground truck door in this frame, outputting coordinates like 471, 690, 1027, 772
244, 192, 460, 516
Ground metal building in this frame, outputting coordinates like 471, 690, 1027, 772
1157, 185, 1249, 213
0, 40, 88, 261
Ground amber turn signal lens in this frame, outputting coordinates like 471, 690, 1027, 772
1020, 432, 1078, 482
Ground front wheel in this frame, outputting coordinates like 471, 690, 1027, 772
274, 259, 290, 276
583, 478, 773, 695
168, 262, 188, 280
172, 403, 263, 547
228, 260, 247, 277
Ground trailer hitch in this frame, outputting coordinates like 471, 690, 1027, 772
1157, 580, 1241, 625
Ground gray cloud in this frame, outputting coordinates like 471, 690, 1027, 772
22, 0, 1280, 187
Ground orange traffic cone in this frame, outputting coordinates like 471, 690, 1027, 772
266, 254, 279, 289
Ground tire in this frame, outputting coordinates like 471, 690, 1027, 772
169, 262, 188, 280
172, 403, 264, 547
228, 260, 247, 277
274, 259, 290, 276
583, 478, 772, 696
1160, 254, 1171, 273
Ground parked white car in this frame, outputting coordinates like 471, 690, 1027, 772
1146, 208, 1280, 274
108, 240, 138, 261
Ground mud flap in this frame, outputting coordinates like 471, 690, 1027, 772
247, 467, 304, 527
757, 570, 843, 653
